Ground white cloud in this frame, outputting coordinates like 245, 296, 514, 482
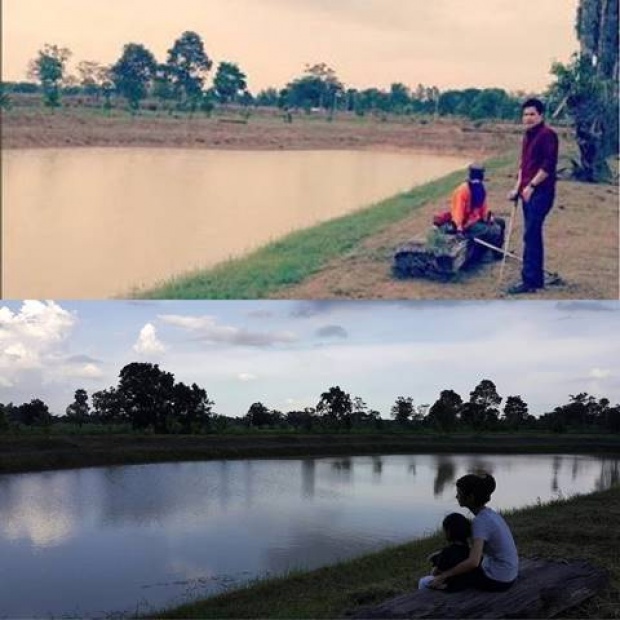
158, 314, 297, 347
73, 363, 104, 379
0, 301, 77, 384
133, 323, 166, 356
238, 373, 257, 381
589, 368, 611, 380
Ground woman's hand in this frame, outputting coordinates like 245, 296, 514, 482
429, 574, 448, 589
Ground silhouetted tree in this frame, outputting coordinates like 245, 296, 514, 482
317, 386, 352, 429
65, 388, 90, 427
391, 396, 414, 425
427, 389, 462, 431
502, 395, 529, 429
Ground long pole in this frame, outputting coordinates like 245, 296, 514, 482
472, 237, 560, 281
497, 197, 518, 289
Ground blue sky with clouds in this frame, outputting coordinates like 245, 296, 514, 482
1, 300, 618, 418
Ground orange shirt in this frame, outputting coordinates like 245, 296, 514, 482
451, 182, 488, 231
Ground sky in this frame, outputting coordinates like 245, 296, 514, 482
0, 299, 618, 418
2, 0, 579, 93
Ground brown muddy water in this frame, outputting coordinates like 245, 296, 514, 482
2, 148, 469, 298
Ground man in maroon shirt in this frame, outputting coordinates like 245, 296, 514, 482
507, 98, 559, 294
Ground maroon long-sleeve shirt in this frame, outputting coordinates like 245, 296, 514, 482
519, 122, 559, 192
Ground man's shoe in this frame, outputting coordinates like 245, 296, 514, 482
507, 282, 538, 295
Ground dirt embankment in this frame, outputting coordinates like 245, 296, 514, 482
2, 107, 518, 154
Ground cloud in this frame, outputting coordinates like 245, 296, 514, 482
589, 368, 611, 380
158, 314, 297, 347
0, 301, 77, 382
316, 325, 348, 339
133, 323, 166, 356
65, 354, 101, 364
238, 373, 257, 381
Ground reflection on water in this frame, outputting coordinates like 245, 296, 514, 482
0, 453, 616, 618
2, 148, 470, 298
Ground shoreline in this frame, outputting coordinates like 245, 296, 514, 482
1, 432, 618, 475
150, 484, 619, 619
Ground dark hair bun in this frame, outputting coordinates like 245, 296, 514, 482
482, 473, 496, 495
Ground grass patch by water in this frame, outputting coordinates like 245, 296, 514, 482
135, 154, 514, 299
149, 485, 620, 619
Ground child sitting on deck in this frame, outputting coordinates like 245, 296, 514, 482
418, 512, 471, 591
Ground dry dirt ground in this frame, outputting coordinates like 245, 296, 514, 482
272, 169, 619, 300
3, 107, 617, 300
3, 106, 515, 154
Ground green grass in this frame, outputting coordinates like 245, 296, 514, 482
149, 485, 620, 619
135, 153, 515, 299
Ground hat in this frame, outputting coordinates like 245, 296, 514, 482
468, 163, 485, 181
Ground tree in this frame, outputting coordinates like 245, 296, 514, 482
0, 83, 11, 110
255, 88, 279, 107
213, 61, 248, 104
427, 389, 462, 431
502, 395, 529, 429
462, 380, 502, 430
390, 396, 414, 425
246, 401, 272, 427
117, 362, 175, 431
304, 63, 343, 111
152, 63, 176, 113
18, 399, 51, 427
66, 388, 90, 428
286, 63, 343, 112
91, 387, 123, 424
165, 31, 212, 111
389, 83, 410, 113
172, 381, 213, 433
27, 44, 72, 108
547, 0, 618, 181
110, 43, 157, 112
75, 60, 108, 99
317, 386, 352, 428
286, 407, 316, 431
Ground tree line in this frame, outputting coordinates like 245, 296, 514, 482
1, 362, 618, 435
1, 31, 527, 122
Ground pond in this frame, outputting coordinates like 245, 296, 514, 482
2, 148, 469, 298
0, 452, 617, 618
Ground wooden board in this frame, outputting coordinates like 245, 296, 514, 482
350, 558, 609, 619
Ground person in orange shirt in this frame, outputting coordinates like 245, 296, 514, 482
450, 164, 504, 259
451, 164, 489, 232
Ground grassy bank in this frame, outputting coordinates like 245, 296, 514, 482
136, 153, 514, 299
1, 431, 618, 475
150, 485, 620, 619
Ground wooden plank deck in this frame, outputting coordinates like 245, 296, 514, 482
350, 558, 609, 619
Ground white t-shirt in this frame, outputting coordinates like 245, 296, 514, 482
472, 507, 519, 582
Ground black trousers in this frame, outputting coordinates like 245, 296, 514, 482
447, 565, 516, 592
521, 188, 555, 288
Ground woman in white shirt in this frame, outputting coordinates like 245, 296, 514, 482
430, 473, 518, 592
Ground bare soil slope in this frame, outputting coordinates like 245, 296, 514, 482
271, 167, 619, 300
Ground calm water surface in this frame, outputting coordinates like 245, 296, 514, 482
2, 148, 469, 298
0, 453, 617, 618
